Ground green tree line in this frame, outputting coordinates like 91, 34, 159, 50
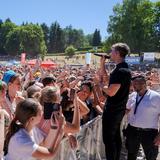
0, 0, 159, 58
0, 19, 101, 57
105, 0, 160, 53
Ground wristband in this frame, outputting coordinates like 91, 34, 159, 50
50, 125, 58, 129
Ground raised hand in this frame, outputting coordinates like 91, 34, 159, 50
51, 109, 65, 130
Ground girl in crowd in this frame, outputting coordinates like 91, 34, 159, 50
4, 98, 64, 160
38, 86, 81, 134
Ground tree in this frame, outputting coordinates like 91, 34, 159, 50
0, 19, 3, 27
0, 19, 16, 54
65, 45, 76, 57
5, 24, 47, 57
20, 24, 47, 57
49, 22, 65, 53
92, 29, 101, 46
5, 27, 21, 55
41, 23, 50, 49
64, 25, 85, 49
84, 34, 93, 46
107, 0, 159, 53
153, 1, 160, 51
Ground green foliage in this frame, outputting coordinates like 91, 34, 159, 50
65, 45, 76, 57
4, 24, 47, 57
106, 0, 160, 52
64, 25, 85, 49
88, 46, 104, 53
5, 27, 21, 55
49, 22, 65, 53
77, 46, 93, 51
153, 1, 160, 51
0, 20, 16, 54
41, 23, 50, 49
85, 34, 93, 46
20, 24, 47, 56
0, 18, 105, 56
92, 29, 101, 46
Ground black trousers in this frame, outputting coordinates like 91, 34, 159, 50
126, 124, 159, 160
102, 109, 125, 160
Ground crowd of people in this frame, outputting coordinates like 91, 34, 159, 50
0, 43, 160, 160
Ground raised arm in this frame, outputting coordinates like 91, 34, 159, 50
64, 93, 80, 133
32, 112, 64, 159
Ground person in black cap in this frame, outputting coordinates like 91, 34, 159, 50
125, 75, 160, 160
97, 43, 131, 160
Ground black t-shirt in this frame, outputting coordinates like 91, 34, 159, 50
105, 61, 131, 112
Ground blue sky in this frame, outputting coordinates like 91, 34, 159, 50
0, 0, 158, 40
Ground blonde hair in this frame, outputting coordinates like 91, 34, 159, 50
40, 86, 58, 104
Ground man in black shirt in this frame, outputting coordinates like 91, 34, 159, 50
101, 43, 131, 160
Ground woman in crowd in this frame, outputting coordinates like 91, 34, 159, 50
77, 81, 103, 124
26, 85, 42, 99
4, 98, 64, 160
38, 86, 81, 134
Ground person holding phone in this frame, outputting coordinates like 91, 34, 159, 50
4, 98, 64, 160
39, 86, 81, 134
38, 86, 82, 151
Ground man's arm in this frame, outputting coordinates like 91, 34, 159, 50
103, 84, 121, 97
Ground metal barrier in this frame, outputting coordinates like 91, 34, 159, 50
53, 116, 106, 160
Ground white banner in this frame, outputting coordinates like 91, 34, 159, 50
126, 56, 140, 64
143, 52, 155, 62
85, 53, 91, 64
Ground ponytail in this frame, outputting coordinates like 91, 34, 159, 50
4, 98, 40, 155
4, 117, 23, 155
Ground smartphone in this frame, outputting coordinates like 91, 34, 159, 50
43, 103, 60, 119
70, 88, 76, 101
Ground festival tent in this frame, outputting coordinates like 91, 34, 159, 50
27, 59, 58, 68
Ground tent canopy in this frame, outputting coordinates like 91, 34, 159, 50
27, 59, 58, 68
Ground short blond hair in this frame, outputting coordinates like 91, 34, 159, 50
112, 43, 130, 58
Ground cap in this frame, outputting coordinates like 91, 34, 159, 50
2, 70, 16, 84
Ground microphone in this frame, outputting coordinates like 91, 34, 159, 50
94, 53, 110, 59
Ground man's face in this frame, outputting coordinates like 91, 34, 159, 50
110, 48, 118, 61
132, 79, 146, 92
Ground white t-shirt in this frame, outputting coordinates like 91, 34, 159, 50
126, 89, 160, 129
5, 127, 45, 160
